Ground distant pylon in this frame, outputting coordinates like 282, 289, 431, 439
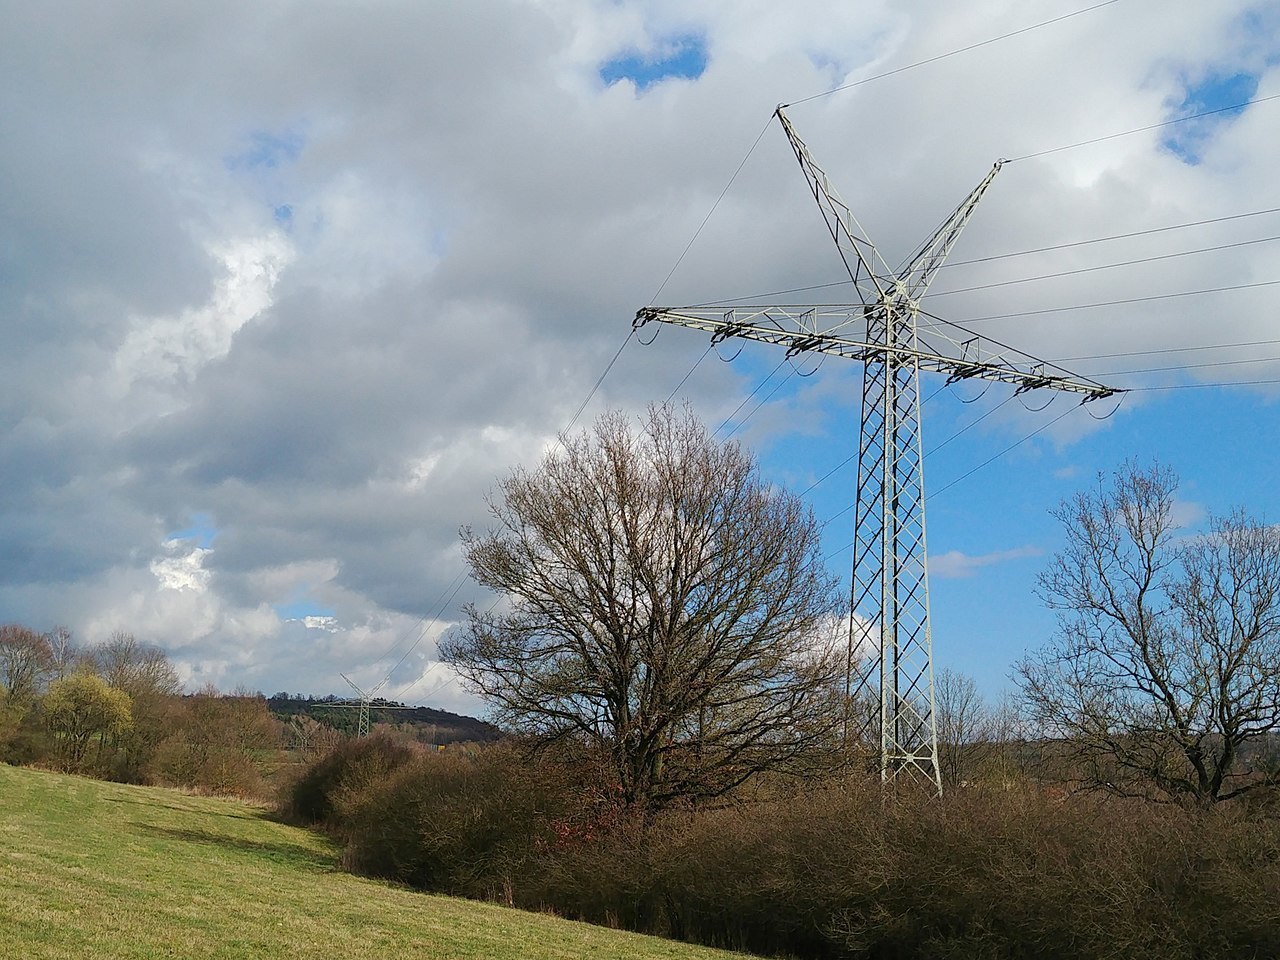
340, 673, 386, 738
636, 105, 1121, 793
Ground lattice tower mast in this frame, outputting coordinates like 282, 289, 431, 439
340, 672, 387, 738
635, 106, 1121, 792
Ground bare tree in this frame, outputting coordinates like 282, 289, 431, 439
91, 632, 182, 699
1018, 463, 1280, 806
442, 406, 841, 808
46, 625, 78, 680
89, 632, 183, 780
934, 667, 1004, 788
0, 624, 53, 706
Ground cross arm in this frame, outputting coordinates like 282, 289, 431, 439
899, 160, 1003, 301
775, 106, 894, 302
634, 305, 1122, 401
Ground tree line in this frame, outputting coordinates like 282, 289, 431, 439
1, 629, 299, 794
443, 406, 1280, 809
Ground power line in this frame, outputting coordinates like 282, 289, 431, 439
944, 206, 1280, 269
1059, 336, 1280, 363
686, 206, 1280, 308
1009, 91, 1280, 163
560, 111, 776, 447
933, 278, 1280, 326
665, 342, 714, 403
379, 570, 470, 685
927, 233, 1280, 300
799, 380, 1007, 503
648, 116, 775, 306
1128, 377, 1280, 392
1086, 355, 1280, 378
722, 367, 795, 440
785, 0, 1123, 108
929, 404, 1077, 498
557, 328, 635, 444
714, 356, 789, 436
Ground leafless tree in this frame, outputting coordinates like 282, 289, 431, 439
91, 632, 182, 699
442, 406, 842, 808
0, 624, 53, 706
88, 632, 183, 780
1018, 462, 1280, 806
46, 625, 78, 680
934, 667, 1005, 788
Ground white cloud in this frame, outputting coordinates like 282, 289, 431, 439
930, 546, 1043, 580
1, 0, 1276, 711
117, 233, 291, 383
150, 544, 212, 593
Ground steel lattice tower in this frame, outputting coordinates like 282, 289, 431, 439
636, 106, 1121, 792
340, 672, 385, 738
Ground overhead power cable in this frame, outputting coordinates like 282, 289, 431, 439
930, 278, 1280, 326
1009, 91, 1280, 163
819, 398, 1069, 560
1088, 355, 1280, 377
816, 391, 1018, 531
714, 356, 789, 437
648, 116, 775, 306
1058, 336, 1280, 363
927, 233, 1280, 300
929, 405, 1077, 498
944, 206, 1280, 269
378, 570, 470, 685
1128, 377, 1280, 392
722, 367, 796, 440
665, 343, 714, 402
685, 205, 1280, 308
557, 327, 636, 444
785, 0, 1122, 107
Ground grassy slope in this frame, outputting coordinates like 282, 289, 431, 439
0, 765, 749, 960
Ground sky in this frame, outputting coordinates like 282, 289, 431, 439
2, 0, 1278, 716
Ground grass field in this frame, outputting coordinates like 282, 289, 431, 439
0, 764, 751, 960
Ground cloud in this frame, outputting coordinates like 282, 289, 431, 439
929, 546, 1043, 580
1, 0, 1277, 712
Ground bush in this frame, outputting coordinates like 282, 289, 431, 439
289, 736, 1280, 959
153, 693, 280, 796
342, 743, 584, 902
440, 774, 1280, 959
279, 733, 418, 829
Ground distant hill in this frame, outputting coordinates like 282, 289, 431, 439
267, 695, 502, 744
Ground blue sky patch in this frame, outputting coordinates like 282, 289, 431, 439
224, 128, 306, 172
274, 599, 337, 621
166, 513, 218, 549
600, 33, 708, 91
1162, 71, 1258, 164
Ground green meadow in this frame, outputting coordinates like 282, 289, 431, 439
0, 764, 749, 960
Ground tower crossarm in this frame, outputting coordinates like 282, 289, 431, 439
898, 160, 1004, 301
775, 106, 895, 302
635, 305, 1122, 401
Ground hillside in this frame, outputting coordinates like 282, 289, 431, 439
0, 764, 749, 960
267, 695, 502, 744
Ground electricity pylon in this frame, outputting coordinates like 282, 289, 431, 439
635, 106, 1122, 793
340, 673, 387, 738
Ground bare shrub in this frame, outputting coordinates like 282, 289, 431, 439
342, 743, 584, 901
279, 733, 418, 828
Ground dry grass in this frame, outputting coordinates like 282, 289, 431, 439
0, 764, 751, 960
